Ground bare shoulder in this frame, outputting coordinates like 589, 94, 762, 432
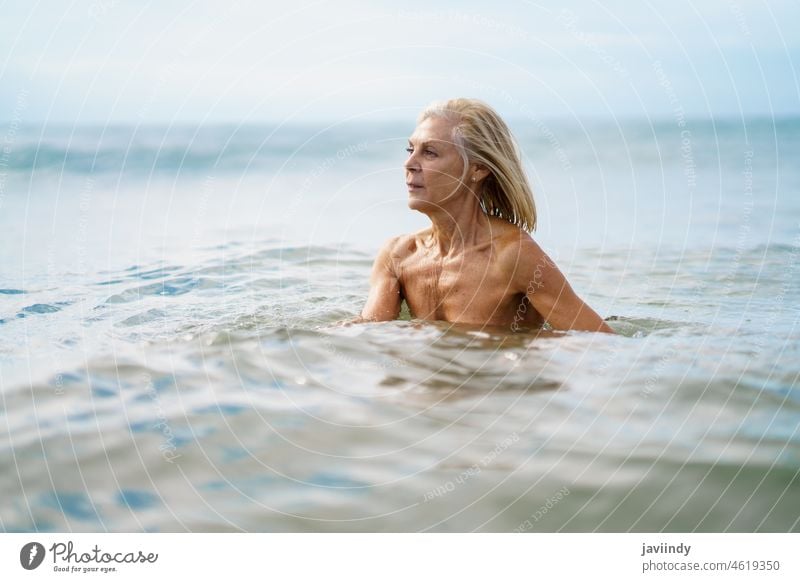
373, 232, 421, 274
494, 227, 560, 292
381, 232, 420, 260
493, 223, 540, 264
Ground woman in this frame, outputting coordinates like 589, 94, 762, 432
359, 98, 615, 333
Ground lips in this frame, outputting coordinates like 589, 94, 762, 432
406, 182, 423, 189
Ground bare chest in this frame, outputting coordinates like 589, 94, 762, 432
397, 252, 522, 325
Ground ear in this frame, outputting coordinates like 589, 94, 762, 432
469, 163, 491, 184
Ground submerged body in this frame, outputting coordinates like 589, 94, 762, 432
363, 217, 612, 332
360, 99, 614, 334
389, 219, 543, 327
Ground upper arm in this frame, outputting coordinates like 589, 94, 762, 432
360, 237, 402, 322
512, 239, 615, 334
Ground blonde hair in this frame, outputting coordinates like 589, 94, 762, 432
417, 98, 537, 232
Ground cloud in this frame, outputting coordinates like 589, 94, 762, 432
1, 0, 797, 122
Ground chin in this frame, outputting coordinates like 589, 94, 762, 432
407, 196, 433, 213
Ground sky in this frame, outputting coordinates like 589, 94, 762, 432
1, 0, 798, 124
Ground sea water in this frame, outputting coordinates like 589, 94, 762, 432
1, 118, 798, 531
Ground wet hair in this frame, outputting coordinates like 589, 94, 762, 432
417, 98, 537, 232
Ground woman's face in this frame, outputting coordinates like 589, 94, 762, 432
404, 116, 469, 213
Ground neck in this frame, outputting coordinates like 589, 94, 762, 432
425, 190, 490, 256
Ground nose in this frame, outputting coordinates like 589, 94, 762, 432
404, 152, 420, 173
